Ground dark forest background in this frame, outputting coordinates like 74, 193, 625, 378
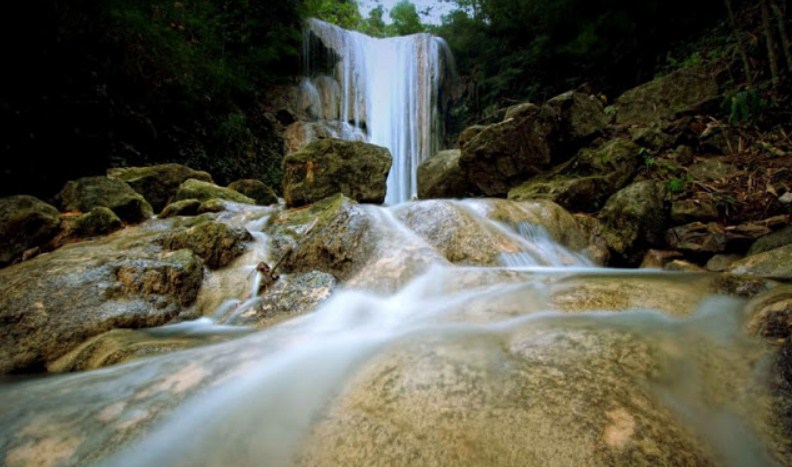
0, 0, 784, 199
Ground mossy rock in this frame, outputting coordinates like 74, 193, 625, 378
56, 176, 153, 223
613, 66, 719, 125
228, 179, 278, 206
108, 163, 213, 212
74, 207, 123, 237
0, 195, 62, 266
282, 138, 392, 207
417, 149, 478, 199
172, 178, 255, 205
159, 199, 202, 219
163, 220, 252, 269
599, 180, 668, 265
748, 226, 792, 257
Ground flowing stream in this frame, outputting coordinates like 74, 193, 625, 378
0, 199, 786, 466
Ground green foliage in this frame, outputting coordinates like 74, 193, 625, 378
361, 5, 388, 37
390, 0, 425, 35
723, 88, 763, 126
302, 0, 364, 30
666, 175, 692, 194
433, 0, 724, 120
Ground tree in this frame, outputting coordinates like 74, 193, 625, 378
362, 4, 388, 37
389, 0, 425, 36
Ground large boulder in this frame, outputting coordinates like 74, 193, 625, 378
107, 164, 213, 212
599, 180, 668, 264
509, 138, 641, 212
227, 179, 278, 206
613, 66, 719, 126
73, 207, 124, 237
0, 195, 62, 266
749, 225, 792, 256
666, 222, 728, 254
57, 176, 154, 223
417, 149, 478, 199
172, 179, 256, 205
459, 105, 557, 197
545, 90, 608, 146
282, 139, 392, 207
163, 221, 252, 269
730, 244, 792, 280
0, 228, 203, 373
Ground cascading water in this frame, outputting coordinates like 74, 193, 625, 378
299, 19, 451, 204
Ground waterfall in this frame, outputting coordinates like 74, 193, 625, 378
300, 19, 451, 205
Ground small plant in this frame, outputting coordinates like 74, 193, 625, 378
722, 89, 763, 127
666, 175, 692, 194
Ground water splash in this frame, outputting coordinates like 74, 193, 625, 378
301, 19, 451, 204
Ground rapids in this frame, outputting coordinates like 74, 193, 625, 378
0, 199, 787, 466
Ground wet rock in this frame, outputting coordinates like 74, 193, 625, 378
159, 199, 202, 219
197, 198, 228, 214
671, 198, 719, 225
640, 249, 683, 269
456, 199, 586, 254
745, 286, 792, 344
267, 194, 376, 281
664, 259, 706, 272
729, 244, 792, 280
666, 222, 728, 254
417, 149, 478, 199
706, 254, 743, 272
0, 229, 203, 373
73, 207, 124, 237
0, 195, 62, 266
163, 221, 252, 269
394, 200, 524, 266
228, 179, 278, 206
460, 105, 557, 196
107, 164, 213, 212
282, 138, 392, 207
229, 271, 337, 328
508, 138, 641, 212
574, 214, 610, 265
56, 176, 153, 223
613, 66, 719, 125
283, 121, 367, 153
599, 180, 668, 264
749, 225, 792, 256
172, 179, 255, 205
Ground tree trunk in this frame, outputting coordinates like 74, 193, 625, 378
724, 0, 753, 85
769, 0, 792, 74
759, 0, 780, 87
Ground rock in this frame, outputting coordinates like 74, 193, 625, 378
0, 195, 62, 266
745, 286, 792, 343
730, 244, 792, 280
640, 249, 683, 269
706, 254, 743, 272
198, 198, 228, 214
457, 124, 487, 147
545, 90, 608, 145
282, 139, 392, 207
227, 179, 278, 206
687, 158, 739, 181
107, 164, 213, 212
629, 125, 677, 150
417, 149, 478, 199
57, 176, 154, 223
284, 121, 367, 153
226, 271, 337, 328
613, 66, 719, 125
460, 105, 558, 196
0, 229, 203, 373
503, 102, 538, 121
172, 178, 256, 205
73, 207, 123, 237
163, 221, 251, 269
749, 225, 792, 256
394, 200, 526, 266
664, 259, 706, 272
159, 199, 203, 219
574, 214, 610, 265
780, 192, 792, 205
670, 198, 719, 224
508, 138, 641, 212
599, 180, 668, 264
666, 222, 728, 254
